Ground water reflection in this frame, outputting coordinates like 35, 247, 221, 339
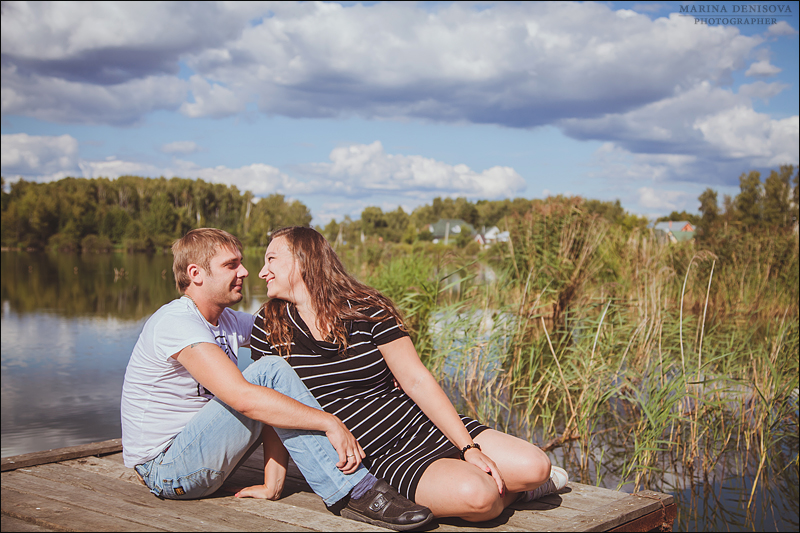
1, 251, 267, 458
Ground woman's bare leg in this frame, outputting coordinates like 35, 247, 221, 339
414, 430, 553, 521
414, 457, 517, 521
474, 429, 552, 495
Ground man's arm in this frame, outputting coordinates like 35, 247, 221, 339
176, 342, 365, 473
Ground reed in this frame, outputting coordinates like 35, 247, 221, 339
359, 205, 797, 525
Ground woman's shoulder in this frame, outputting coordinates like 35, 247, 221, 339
345, 301, 392, 324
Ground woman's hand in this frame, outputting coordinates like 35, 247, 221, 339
464, 447, 506, 496
324, 414, 366, 474
235, 482, 284, 500
241, 425, 288, 501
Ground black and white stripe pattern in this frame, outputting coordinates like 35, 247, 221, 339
250, 303, 488, 500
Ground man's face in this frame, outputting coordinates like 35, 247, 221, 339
203, 245, 248, 307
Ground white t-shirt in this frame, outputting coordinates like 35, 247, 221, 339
121, 297, 256, 467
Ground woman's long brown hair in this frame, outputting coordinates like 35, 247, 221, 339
261, 226, 406, 357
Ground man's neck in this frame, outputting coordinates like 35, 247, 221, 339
184, 291, 223, 326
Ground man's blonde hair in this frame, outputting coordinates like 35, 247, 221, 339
172, 228, 243, 293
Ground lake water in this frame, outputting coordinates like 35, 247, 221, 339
1, 251, 796, 531
0, 250, 265, 458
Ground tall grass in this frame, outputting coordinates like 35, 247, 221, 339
360, 202, 798, 529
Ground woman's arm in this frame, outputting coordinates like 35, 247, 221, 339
379, 336, 506, 495
235, 425, 289, 500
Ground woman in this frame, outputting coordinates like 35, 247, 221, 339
248, 226, 567, 522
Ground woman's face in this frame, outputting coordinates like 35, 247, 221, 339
259, 236, 304, 302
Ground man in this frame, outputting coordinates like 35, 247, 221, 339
121, 228, 432, 531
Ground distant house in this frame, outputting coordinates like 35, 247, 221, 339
474, 226, 510, 246
426, 219, 476, 244
653, 220, 695, 244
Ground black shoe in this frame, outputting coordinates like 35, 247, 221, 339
341, 479, 434, 531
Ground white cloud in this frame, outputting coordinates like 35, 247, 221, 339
589, 143, 697, 183
77, 158, 165, 180
179, 75, 245, 118
2, 134, 519, 201
745, 60, 781, 77
2, 2, 763, 127
185, 162, 313, 196
0, 1, 247, 81
560, 82, 738, 151
562, 80, 797, 184
738, 81, 789, 102
694, 107, 799, 166
766, 21, 798, 37
637, 187, 689, 211
1, 1, 795, 195
0, 132, 313, 196
160, 141, 200, 155
306, 141, 526, 199
0, 133, 79, 176
1, 65, 187, 125
76, 157, 312, 197
208, 4, 760, 126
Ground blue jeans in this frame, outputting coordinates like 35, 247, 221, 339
134, 356, 367, 505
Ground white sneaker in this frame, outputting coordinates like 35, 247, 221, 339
518, 465, 569, 502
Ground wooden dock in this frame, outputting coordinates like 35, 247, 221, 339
1, 439, 675, 532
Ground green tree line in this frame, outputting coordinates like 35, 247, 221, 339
1, 175, 311, 251
2, 165, 797, 254
695, 165, 799, 234
321, 195, 649, 248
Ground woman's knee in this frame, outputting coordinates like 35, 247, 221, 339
453, 476, 503, 517
521, 447, 551, 485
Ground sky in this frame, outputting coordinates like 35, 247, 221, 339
1, 1, 798, 225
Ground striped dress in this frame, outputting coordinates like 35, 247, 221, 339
250, 303, 489, 500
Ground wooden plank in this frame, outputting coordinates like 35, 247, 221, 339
543, 482, 628, 511
57, 455, 141, 486
99, 451, 126, 465
122, 450, 632, 532
213, 496, 394, 532
631, 490, 674, 507
1, 439, 122, 472
62, 454, 345, 524
2, 486, 166, 532
557, 492, 665, 532
435, 507, 567, 532
608, 492, 675, 533
1, 467, 312, 532
1, 513, 60, 532
52, 456, 392, 532
61, 453, 387, 531
609, 503, 676, 532
503, 502, 587, 532
14, 448, 677, 533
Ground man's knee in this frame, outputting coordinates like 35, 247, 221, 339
243, 355, 294, 385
